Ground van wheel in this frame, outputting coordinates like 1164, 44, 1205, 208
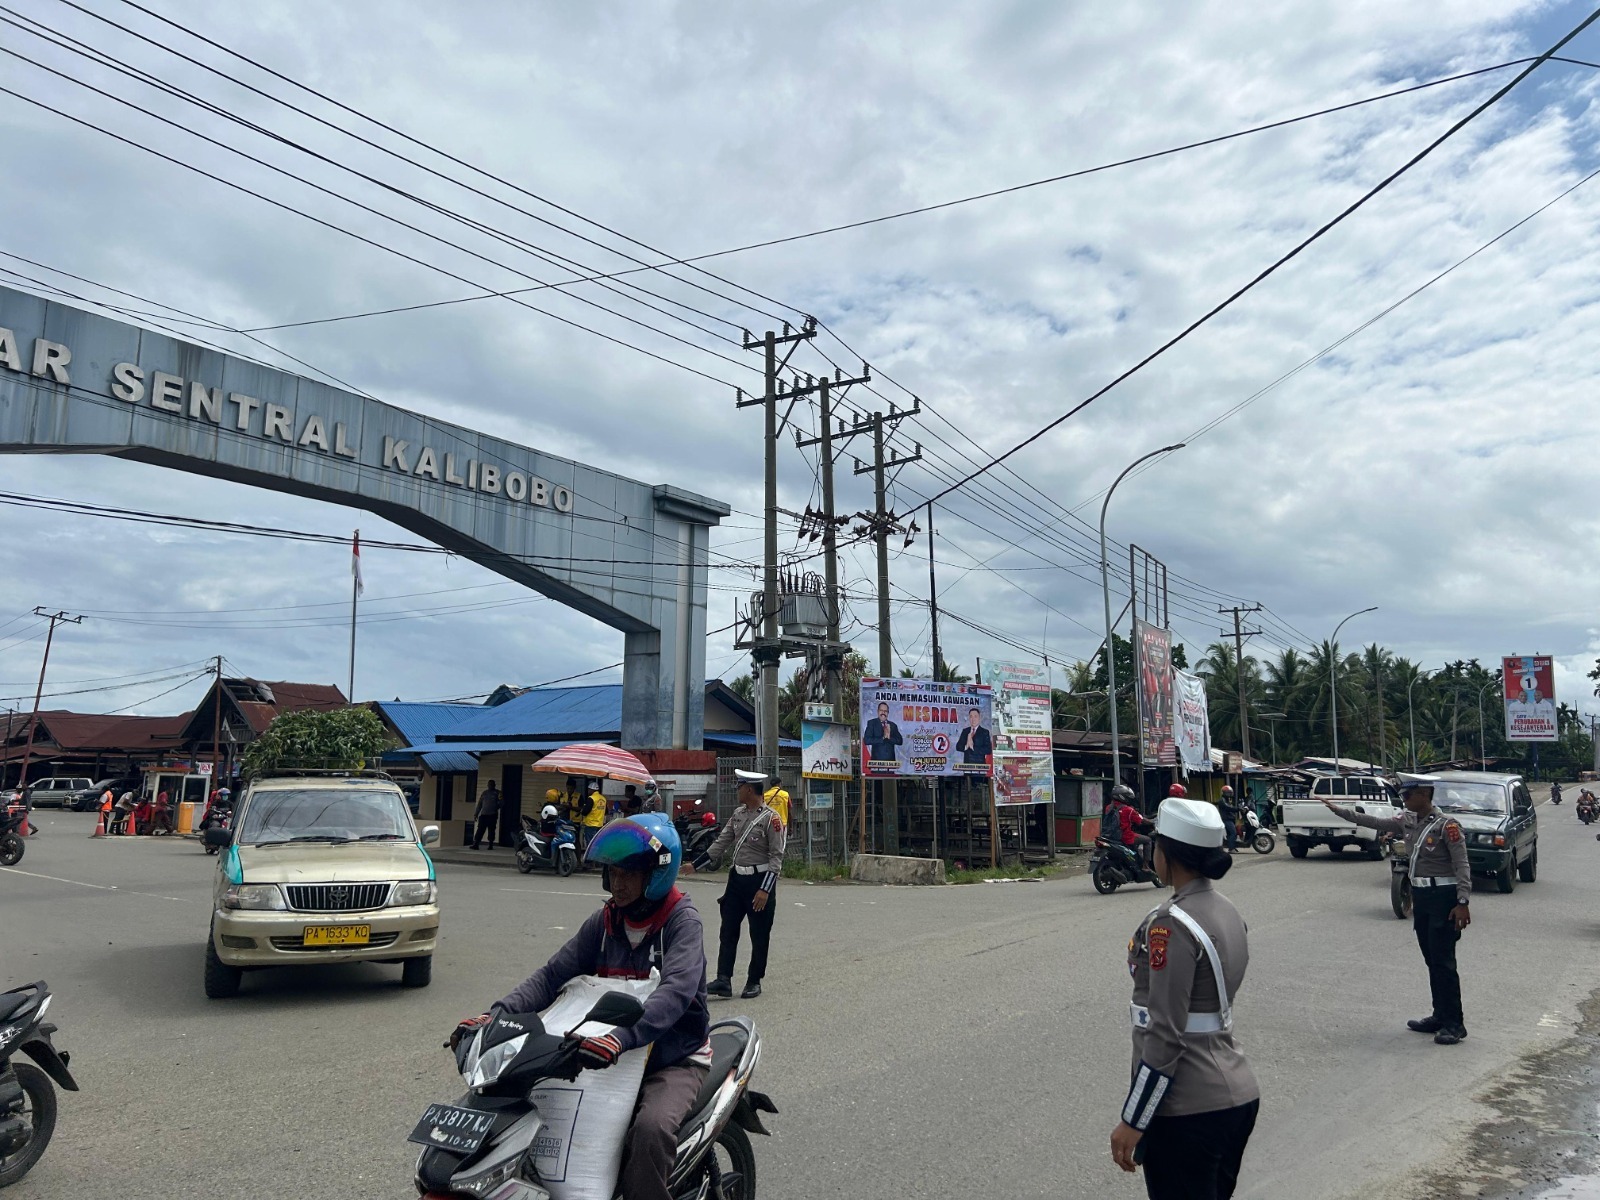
1518, 845, 1538, 883
401, 956, 433, 989
1288, 838, 1308, 859
1496, 859, 1516, 894
204, 930, 242, 999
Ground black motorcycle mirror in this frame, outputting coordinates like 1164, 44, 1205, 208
582, 992, 645, 1028
203, 827, 234, 849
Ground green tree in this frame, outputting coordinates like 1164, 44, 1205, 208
242, 707, 393, 776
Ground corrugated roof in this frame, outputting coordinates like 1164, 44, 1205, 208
371, 701, 481, 745
404, 738, 595, 755
430, 684, 625, 742
24, 711, 187, 752
422, 751, 480, 773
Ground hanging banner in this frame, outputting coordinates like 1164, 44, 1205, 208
1174, 669, 1211, 773
858, 678, 993, 777
1502, 655, 1557, 742
801, 721, 853, 780
1133, 618, 1177, 766
979, 660, 1055, 807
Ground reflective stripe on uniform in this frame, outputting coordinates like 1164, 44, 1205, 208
1130, 1002, 1225, 1034
1166, 902, 1233, 1033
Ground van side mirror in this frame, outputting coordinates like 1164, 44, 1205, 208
203, 826, 233, 849
420, 825, 440, 846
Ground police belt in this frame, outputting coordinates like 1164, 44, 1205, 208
1130, 1003, 1226, 1034
733, 865, 758, 876
1411, 875, 1458, 888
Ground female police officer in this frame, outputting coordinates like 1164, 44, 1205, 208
1111, 798, 1260, 1199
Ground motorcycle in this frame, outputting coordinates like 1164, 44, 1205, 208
1388, 836, 1412, 920
1240, 809, 1275, 855
412, 992, 776, 1200
1552, 783, 1564, 805
1089, 836, 1164, 893
0, 980, 77, 1187
685, 813, 720, 863
1578, 793, 1597, 826
515, 815, 579, 878
0, 805, 26, 868
199, 805, 232, 856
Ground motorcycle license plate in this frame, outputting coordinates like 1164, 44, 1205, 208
302, 924, 370, 946
407, 1103, 496, 1154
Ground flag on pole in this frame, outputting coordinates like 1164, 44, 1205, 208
352, 530, 364, 596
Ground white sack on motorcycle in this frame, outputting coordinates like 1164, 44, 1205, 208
530, 972, 658, 1200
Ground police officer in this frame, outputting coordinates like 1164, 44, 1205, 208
1112, 798, 1260, 1199
1321, 775, 1471, 1044
684, 768, 786, 999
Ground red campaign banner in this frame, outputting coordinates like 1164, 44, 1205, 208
1502, 655, 1557, 742
1134, 619, 1176, 767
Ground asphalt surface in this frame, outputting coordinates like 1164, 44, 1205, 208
4, 796, 1599, 1199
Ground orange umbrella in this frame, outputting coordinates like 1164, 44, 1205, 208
528, 743, 654, 787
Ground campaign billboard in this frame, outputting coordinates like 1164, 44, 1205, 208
1133, 618, 1177, 766
1503, 655, 1558, 742
1174, 669, 1212, 773
801, 721, 854, 780
980, 659, 1056, 807
859, 678, 994, 777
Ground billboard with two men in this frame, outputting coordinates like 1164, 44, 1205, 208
859, 678, 994, 777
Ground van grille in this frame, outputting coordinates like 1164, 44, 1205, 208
285, 883, 391, 912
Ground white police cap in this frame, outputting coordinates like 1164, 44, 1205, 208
734, 769, 768, 784
1154, 798, 1225, 848
1397, 774, 1438, 793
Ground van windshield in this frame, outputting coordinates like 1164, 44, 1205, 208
1434, 782, 1508, 815
239, 787, 414, 845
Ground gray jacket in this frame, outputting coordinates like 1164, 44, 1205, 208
475, 786, 501, 818
1123, 878, 1260, 1127
1327, 803, 1470, 905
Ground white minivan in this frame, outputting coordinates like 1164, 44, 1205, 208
1282, 774, 1401, 859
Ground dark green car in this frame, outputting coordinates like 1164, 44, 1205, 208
1429, 771, 1538, 893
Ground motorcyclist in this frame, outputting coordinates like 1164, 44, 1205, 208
1218, 785, 1240, 855
452, 815, 709, 1200
539, 799, 564, 838
1167, 782, 1187, 799
1105, 784, 1154, 871
1552, 781, 1563, 804
200, 788, 232, 830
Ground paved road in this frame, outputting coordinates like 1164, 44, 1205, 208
3, 798, 1596, 1199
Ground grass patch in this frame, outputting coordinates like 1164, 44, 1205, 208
945, 863, 1059, 885
781, 861, 851, 882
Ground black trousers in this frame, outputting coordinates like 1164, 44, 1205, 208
471, 814, 496, 848
1412, 885, 1464, 1026
717, 871, 775, 984
1142, 1099, 1259, 1200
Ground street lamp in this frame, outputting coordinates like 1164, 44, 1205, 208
1406, 671, 1429, 773
1258, 711, 1287, 766
1328, 607, 1377, 775
1101, 443, 1185, 792
1477, 680, 1498, 772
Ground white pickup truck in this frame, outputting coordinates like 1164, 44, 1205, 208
1282, 774, 1401, 860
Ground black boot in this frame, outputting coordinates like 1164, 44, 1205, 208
1406, 1016, 1443, 1034
706, 977, 732, 998
1434, 1024, 1466, 1045
741, 981, 762, 999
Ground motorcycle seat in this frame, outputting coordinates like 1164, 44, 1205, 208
0, 990, 34, 1022
682, 1023, 749, 1129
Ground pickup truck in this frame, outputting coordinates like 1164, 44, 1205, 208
1282, 774, 1401, 860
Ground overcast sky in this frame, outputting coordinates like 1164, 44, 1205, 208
1, 0, 1598, 726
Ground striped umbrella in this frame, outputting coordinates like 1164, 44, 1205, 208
529, 743, 654, 787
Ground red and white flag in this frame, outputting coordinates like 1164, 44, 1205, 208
352, 530, 364, 596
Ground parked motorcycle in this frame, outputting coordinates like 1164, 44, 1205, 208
1240, 809, 1275, 855
515, 814, 579, 878
1388, 836, 1412, 920
685, 812, 720, 863
1089, 836, 1164, 893
0, 805, 26, 868
0, 980, 77, 1187
413, 992, 776, 1199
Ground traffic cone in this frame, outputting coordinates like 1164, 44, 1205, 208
91, 809, 106, 838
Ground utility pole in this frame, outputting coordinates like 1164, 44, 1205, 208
210, 655, 225, 790
738, 320, 817, 776
926, 501, 941, 679
15, 608, 82, 802
1218, 605, 1262, 760
853, 402, 921, 853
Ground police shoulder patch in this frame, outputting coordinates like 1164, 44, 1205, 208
1148, 925, 1171, 971
1445, 821, 1462, 844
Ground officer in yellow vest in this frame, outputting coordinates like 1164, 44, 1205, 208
763, 781, 791, 829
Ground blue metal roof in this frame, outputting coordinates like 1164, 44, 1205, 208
404, 738, 596, 755
428, 684, 626, 742
422, 751, 480, 773
373, 701, 482, 744
704, 731, 801, 749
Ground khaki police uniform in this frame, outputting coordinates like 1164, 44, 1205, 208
698, 802, 786, 988
1124, 878, 1261, 1199
1329, 801, 1470, 1030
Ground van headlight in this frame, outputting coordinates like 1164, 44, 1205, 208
389, 880, 437, 906
221, 883, 285, 910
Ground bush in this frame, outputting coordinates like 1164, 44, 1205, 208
241, 707, 394, 777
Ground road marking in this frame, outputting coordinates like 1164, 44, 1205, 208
0, 865, 195, 902
498, 888, 608, 898
1539, 1013, 1564, 1028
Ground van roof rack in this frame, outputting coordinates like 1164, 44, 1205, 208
250, 768, 396, 782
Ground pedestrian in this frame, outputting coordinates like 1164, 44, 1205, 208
471, 779, 501, 850
580, 780, 607, 853
98, 788, 113, 830
683, 768, 785, 1000
114, 789, 135, 835
1112, 797, 1260, 1198
563, 776, 584, 826
132, 792, 153, 835
762, 778, 791, 830
642, 781, 663, 814
1320, 776, 1471, 1043
1217, 785, 1240, 854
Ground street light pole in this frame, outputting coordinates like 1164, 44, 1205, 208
1477, 680, 1497, 771
1100, 444, 1185, 794
1259, 711, 1287, 767
1328, 607, 1377, 775
1407, 671, 1427, 773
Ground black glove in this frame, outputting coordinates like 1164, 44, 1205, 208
574, 1033, 623, 1070
447, 1013, 491, 1050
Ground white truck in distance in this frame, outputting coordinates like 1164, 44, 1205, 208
1282, 774, 1401, 860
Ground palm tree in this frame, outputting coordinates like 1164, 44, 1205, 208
1197, 642, 1263, 751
